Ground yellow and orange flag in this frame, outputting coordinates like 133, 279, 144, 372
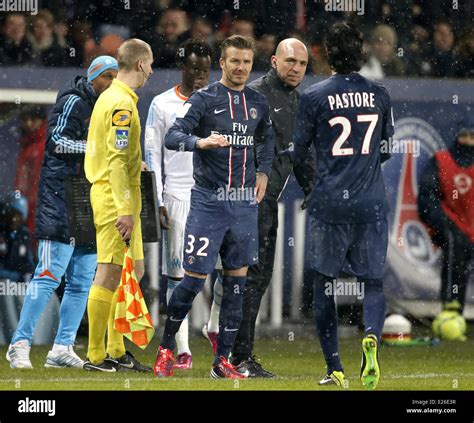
114, 246, 155, 349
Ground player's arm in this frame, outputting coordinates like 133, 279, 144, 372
165, 92, 228, 152
293, 92, 316, 168
380, 87, 395, 163
294, 148, 316, 196
46, 95, 87, 161
104, 103, 134, 239
254, 102, 275, 202
144, 99, 170, 229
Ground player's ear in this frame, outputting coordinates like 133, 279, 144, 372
219, 56, 225, 70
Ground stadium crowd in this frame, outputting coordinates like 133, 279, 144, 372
0, 0, 472, 78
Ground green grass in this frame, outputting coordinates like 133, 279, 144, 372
1, 329, 473, 391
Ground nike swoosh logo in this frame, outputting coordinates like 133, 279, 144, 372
274, 108, 282, 112
214, 109, 226, 114
169, 317, 183, 322
224, 327, 238, 332
118, 362, 134, 369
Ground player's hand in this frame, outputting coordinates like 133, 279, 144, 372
115, 215, 134, 242
255, 172, 268, 204
159, 206, 170, 229
141, 161, 149, 171
196, 134, 229, 149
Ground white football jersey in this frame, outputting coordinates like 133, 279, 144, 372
144, 85, 194, 206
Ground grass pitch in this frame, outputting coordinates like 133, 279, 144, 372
0, 328, 473, 391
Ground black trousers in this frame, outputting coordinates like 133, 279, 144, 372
437, 229, 473, 310
232, 198, 279, 360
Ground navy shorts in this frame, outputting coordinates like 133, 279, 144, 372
183, 185, 259, 274
307, 217, 388, 280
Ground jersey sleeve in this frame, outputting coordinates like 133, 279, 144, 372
47, 94, 87, 160
144, 99, 166, 207
254, 101, 274, 176
105, 99, 134, 215
165, 91, 206, 151
293, 92, 316, 167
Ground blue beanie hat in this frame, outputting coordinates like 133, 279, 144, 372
87, 55, 119, 82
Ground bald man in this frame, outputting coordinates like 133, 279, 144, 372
230, 38, 315, 377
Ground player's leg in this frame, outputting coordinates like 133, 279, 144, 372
162, 196, 192, 368
313, 270, 345, 385
154, 186, 225, 377
307, 217, 349, 386
8, 240, 73, 369
45, 246, 96, 368
349, 219, 388, 390
231, 198, 277, 377
209, 199, 259, 379
203, 268, 223, 354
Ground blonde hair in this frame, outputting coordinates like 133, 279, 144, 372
117, 38, 153, 71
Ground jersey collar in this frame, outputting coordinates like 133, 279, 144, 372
112, 79, 139, 103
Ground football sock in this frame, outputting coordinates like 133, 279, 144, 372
106, 288, 126, 359
215, 275, 246, 363
167, 278, 191, 356
361, 278, 386, 341
161, 274, 205, 350
313, 271, 343, 374
208, 272, 223, 333
87, 285, 113, 364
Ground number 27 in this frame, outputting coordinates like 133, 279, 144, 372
330, 114, 379, 156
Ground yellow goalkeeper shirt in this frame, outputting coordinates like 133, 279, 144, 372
85, 78, 142, 216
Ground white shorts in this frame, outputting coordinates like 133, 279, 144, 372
162, 193, 222, 278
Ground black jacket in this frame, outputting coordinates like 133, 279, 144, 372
249, 68, 314, 201
35, 76, 97, 243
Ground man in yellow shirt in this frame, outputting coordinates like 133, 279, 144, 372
84, 38, 154, 372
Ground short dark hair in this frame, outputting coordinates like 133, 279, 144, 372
220, 35, 255, 58
325, 22, 364, 74
175, 38, 212, 67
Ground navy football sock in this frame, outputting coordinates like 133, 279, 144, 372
313, 271, 343, 374
161, 274, 205, 350
361, 278, 386, 342
215, 275, 246, 364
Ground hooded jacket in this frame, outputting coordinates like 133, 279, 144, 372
35, 76, 97, 243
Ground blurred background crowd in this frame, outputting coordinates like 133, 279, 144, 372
0, 0, 472, 79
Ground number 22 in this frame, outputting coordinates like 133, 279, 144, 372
330, 114, 379, 156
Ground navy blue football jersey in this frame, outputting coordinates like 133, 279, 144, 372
165, 81, 274, 190
293, 73, 394, 223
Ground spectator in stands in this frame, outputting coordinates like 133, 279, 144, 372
65, 20, 96, 67
152, 8, 189, 67
230, 17, 255, 38
451, 29, 473, 79
0, 13, 33, 65
360, 24, 405, 79
431, 20, 456, 77
404, 23, 433, 77
0, 194, 35, 283
15, 107, 47, 236
28, 10, 67, 67
253, 34, 277, 71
